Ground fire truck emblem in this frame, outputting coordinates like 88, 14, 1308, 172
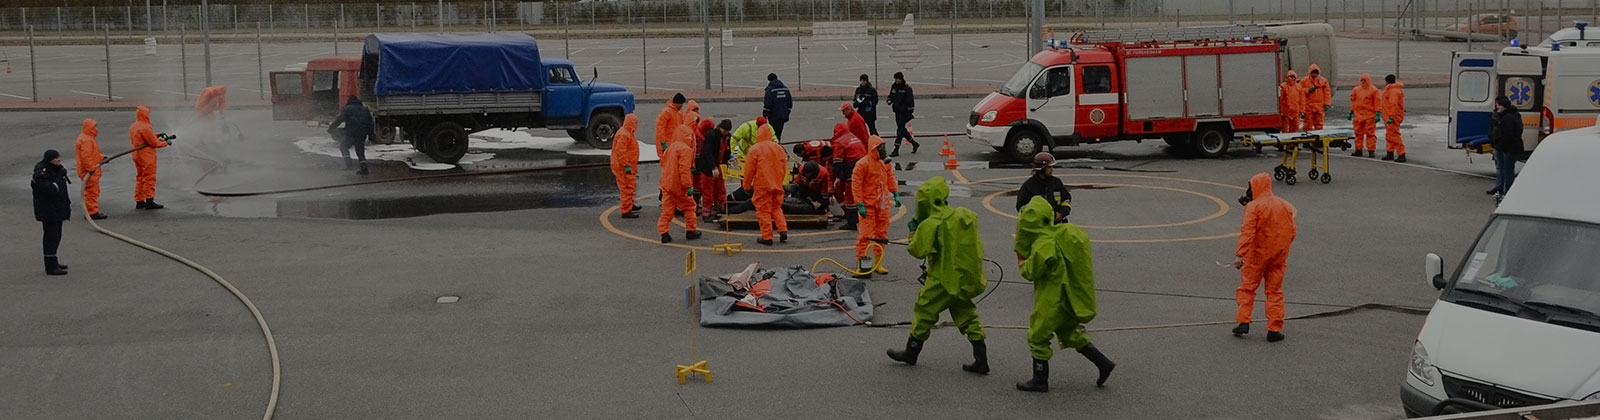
1089, 108, 1106, 124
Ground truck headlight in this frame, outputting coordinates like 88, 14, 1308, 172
1409, 341, 1439, 387
981, 110, 998, 123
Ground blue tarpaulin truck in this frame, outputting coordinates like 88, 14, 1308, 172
270, 32, 635, 163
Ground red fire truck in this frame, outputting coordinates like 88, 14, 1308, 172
967, 24, 1337, 162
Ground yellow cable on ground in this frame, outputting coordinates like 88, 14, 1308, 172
811, 243, 888, 276
79, 160, 281, 420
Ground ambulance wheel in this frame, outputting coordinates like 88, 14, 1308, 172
1004, 128, 1045, 163
424, 121, 469, 164
1308, 169, 1320, 179
1285, 174, 1298, 185
1321, 173, 1332, 184
1191, 125, 1231, 158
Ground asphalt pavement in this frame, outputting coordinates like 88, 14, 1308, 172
0, 91, 1505, 419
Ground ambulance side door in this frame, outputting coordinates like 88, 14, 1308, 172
1448, 52, 1495, 149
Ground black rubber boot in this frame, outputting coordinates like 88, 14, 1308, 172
1232, 322, 1250, 336
57, 261, 68, 270
1381, 152, 1395, 161
356, 161, 369, 175
660, 233, 673, 244
89, 213, 107, 220
44, 257, 67, 276
778, 232, 788, 243
685, 230, 702, 240
756, 238, 774, 246
143, 199, 164, 210
1351, 150, 1363, 157
962, 340, 990, 375
1368, 150, 1376, 158
1079, 344, 1116, 387
886, 336, 923, 365
1016, 358, 1049, 392
911, 140, 921, 154
136, 200, 148, 210
343, 157, 353, 170
1267, 331, 1285, 343
630, 205, 643, 212
1485, 188, 1501, 195
620, 212, 639, 219
1395, 154, 1407, 163
889, 146, 900, 157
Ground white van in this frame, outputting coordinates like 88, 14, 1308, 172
1402, 122, 1600, 417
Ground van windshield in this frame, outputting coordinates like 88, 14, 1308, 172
1449, 215, 1600, 329
999, 62, 1045, 98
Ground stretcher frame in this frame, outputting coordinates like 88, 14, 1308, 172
1239, 129, 1355, 185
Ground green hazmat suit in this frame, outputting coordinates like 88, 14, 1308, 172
905, 176, 987, 342
1016, 196, 1098, 360
731, 120, 763, 160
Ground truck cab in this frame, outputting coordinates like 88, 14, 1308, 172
271, 58, 393, 141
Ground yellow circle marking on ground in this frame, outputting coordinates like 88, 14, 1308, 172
670, 201, 907, 238
602, 204, 907, 253
970, 174, 1243, 244
981, 183, 1230, 229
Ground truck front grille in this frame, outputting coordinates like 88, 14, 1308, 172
1441, 376, 1555, 409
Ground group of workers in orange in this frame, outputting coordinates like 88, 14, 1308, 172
1278, 66, 1407, 162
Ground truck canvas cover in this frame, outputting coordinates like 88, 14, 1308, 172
363, 33, 544, 95
697, 266, 874, 328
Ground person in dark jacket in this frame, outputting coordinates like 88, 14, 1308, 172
854, 74, 880, 135
762, 74, 793, 140
1487, 96, 1524, 200
696, 120, 734, 219
1016, 152, 1072, 222
328, 96, 375, 175
887, 72, 919, 157
32, 149, 72, 276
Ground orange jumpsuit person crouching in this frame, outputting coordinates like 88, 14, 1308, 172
1279, 71, 1304, 133
1380, 74, 1407, 162
195, 85, 228, 121
742, 124, 788, 245
657, 124, 701, 243
852, 135, 899, 275
1349, 73, 1381, 157
129, 106, 171, 210
74, 119, 108, 220
611, 113, 642, 218
1230, 173, 1298, 342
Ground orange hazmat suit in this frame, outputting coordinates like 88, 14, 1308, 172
1279, 71, 1304, 133
852, 135, 898, 261
655, 101, 683, 153
658, 124, 698, 235
1299, 64, 1332, 130
1235, 173, 1298, 333
1381, 80, 1406, 155
1350, 73, 1381, 152
195, 85, 228, 121
129, 106, 168, 203
742, 124, 789, 241
683, 100, 702, 130
74, 118, 104, 215
610, 114, 641, 214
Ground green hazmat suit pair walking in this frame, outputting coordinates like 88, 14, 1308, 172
1014, 196, 1117, 392
886, 176, 992, 375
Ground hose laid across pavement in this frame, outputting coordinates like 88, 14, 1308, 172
79, 152, 281, 420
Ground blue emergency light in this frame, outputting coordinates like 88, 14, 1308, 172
1511, 39, 1522, 47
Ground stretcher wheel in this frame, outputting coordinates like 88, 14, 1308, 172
1272, 166, 1286, 181
1285, 175, 1298, 186
1321, 173, 1332, 184
1308, 169, 1320, 179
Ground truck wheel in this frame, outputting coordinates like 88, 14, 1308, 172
584, 111, 623, 150
376, 126, 399, 145
566, 129, 587, 142
1190, 125, 1232, 159
424, 121, 469, 164
1004, 128, 1044, 163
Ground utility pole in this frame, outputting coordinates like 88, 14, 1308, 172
203, 0, 212, 87
1027, 0, 1044, 54
703, 0, 711, 90
1230, 0, 1237, 24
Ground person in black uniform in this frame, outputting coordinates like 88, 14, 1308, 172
887, 72, 919, 157
854, 74, 880, 135
1015, 152, 1072, 222
32, 149, 72, 276
328, 96, 376, 175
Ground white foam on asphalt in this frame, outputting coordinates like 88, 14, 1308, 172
294, 130, 658, 170
470, 129, 661, 163
293, 136, 496, 170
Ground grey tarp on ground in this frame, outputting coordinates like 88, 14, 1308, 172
697, 266, 874, 328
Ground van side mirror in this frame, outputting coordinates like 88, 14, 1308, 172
1425, 253, 1446, 290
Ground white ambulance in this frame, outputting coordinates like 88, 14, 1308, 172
1448, 22, 1600, 157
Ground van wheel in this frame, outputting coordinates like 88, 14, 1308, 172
376, 126, 399, 145
584, 111, 622, 150
1004, 128, 1045, 163
1191, 125, 1232, 158
424, 121, 469, 164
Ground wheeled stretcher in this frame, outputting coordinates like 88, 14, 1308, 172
1239, 129, 1355, 185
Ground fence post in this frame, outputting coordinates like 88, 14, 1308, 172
438, 0, 444, 33
29, 25, 37, 102
795, 17, 802, 91
258, 22, 265, 100
105, 25, 114, 102
950, 1, 956, 88
204, 0, 212, 87
334, 19, 340, 55
641, 14, 648, 94
182, 24, 188, 97
703, 0, 711, 90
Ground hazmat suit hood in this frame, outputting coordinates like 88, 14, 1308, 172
621, 113, 639, 134
698, 118, 716, 140
1307, 64, 1322, 76
865, 135, 885, 161
1285, 70, 1298, 82
135, 106, 151, 124
686, 100, 700, 115
81, 118, 98, 138
914, 176, 950, 224
832, 122, 850, 140
1016, 196, 1057, 257
756, 124, 775, 144
1249, 172, 1274, 200
673, 124, 694, 147
1358, 73, 1372, 87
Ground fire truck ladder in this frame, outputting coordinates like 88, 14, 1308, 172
1076, 25, 1272, 44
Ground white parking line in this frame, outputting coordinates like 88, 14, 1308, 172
155, 89, 199, 97
616, 47, 630, 55
572, 48, 586, 55
0, 92, 33, 100
72, 90, 124, 100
